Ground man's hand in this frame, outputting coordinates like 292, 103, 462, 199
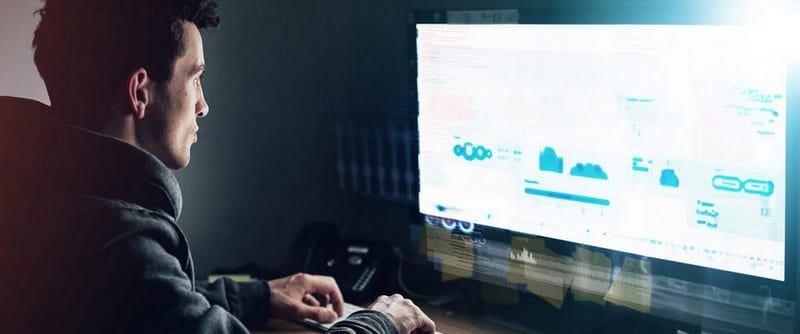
267, 273, 345, 323
368, 294, 436, 334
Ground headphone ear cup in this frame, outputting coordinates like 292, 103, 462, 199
284, 221, 340, 276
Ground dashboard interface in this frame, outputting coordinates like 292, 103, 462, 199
417, 24, 788, 281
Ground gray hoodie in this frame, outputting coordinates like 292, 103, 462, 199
0, 96, 397, 334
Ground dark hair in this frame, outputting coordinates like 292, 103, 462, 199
32, 0, 219, 127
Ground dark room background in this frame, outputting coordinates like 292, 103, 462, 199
0, 0, 762, 277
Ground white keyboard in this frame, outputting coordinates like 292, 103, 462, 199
301, 302, 444, 333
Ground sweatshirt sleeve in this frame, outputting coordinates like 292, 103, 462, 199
196, 278, 272, 329
92, 208, 260, 334
325, 310, 400, 334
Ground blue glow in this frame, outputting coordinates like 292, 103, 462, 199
696, 208, 719, 218
743, 179, 775, 196
454, 142, 492, 161
539, 147, 563, 173
698, 218, 718, 229
441, 219, 457, 230
632, 157, 650, 172
458, 221, 475, 234
711, 176, 774, 196
659, 169, 680, 187
697, 200, 715, 207
417, 24, 788, 281
761, 108, 779, 117
713, 175, 743, 192
570, 163, 608, 180
524, 188, 610, 206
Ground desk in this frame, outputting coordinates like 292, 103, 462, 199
255, 304, 528, 334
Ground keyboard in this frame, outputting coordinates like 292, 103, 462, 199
301, 301, 444, 333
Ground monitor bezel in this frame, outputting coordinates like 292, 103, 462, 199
408, 5, 799, 316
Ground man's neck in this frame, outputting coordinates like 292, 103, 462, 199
100, 113, 139, 147
52, 101, 139, 148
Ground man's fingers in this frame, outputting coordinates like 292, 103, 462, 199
330, 292, 344, 316
315, 293, 331, 307
303, 293, 320, 307
416, 312, 436, 333
413, 302, 436, 333
271, 273, 349, 323
303, 275, 345, 316
367, 295, 437, 334
369, 295, 389, 308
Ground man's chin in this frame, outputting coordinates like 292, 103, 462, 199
140, 143, 190, 170
162, 153, 190, 170
174, 156, 191, 170
172, 161, 190, 170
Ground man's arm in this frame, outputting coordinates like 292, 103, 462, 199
195, 277, 272, 329
96, 231, 253, 333
326, 294, 435, 334
326, 311, 400, 334
84, 202, 263, 334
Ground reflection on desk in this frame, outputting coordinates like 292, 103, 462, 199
254, 304, 528, 334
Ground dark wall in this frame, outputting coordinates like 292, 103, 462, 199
176, 0, 411, 277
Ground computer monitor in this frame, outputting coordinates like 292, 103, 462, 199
415, 22, 798, 333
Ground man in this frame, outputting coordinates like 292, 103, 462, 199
0, 0, 435, 333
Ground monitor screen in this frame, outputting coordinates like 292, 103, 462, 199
417, 24, 789, 282
413, 20, 800, 333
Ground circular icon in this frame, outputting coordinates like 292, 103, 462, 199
463, 143, 475, 161
475, 146, 486, 160
458, 221, 475, 234
454, 142, 492, 161
453, 144, 463, 156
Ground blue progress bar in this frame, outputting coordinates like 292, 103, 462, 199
524, 188, 610, 206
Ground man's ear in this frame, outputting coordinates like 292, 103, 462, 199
127, 68, 150, 120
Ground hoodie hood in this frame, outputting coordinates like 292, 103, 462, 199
0, 96, 182, 220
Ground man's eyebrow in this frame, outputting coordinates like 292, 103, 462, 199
190, 64, 206, 75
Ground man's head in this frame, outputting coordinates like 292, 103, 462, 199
32, 0, 219, 169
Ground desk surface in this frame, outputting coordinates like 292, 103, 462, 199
255, 304, 527, 334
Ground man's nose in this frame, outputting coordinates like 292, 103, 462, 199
197, 89, 209, 118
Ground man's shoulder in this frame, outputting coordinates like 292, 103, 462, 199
0, 96, 49, 117
78, 195, 175, 222
0, 97, 184, 220
63, 195, 185, 249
